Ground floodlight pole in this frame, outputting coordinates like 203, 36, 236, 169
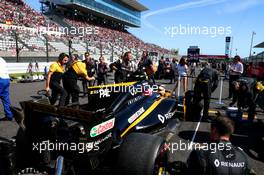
249, 31, 256, 60
69, 39, 72, 57
44, 35, 49, 62
111, 43, 114, 62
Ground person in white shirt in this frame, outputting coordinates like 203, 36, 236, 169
230, 57, 243, 76
0, 57, 13, 121
228, 55, 244, 100
176, 56, 189, 94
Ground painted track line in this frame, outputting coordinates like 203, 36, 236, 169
190, 114, 203, 147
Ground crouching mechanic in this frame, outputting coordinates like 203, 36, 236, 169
46, 53, 69, 106
192, 62, 219, 120
187, 116, 255, 175
230, 77, 259, 123
62, 60, 95, 105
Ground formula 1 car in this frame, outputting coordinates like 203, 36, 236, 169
7, 71, 180, 175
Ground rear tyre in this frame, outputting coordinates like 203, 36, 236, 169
116, 133, 168, 175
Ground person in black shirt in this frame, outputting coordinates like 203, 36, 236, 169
157, 56, 165, 79
193, 62, 219, 120
110, 51, 137, 83
97, 57, 108, 85
187, 116, 254, 175
82, 52, 96, 95
230, 77, 257, 123
138, 51, 156, 84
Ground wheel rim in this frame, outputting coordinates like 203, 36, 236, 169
154, 143, 169, 175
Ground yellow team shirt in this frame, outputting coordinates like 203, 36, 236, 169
49, 62, 64, 73
71, 61, 88, 77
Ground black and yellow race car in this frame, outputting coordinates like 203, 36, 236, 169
6, 72, 180, 175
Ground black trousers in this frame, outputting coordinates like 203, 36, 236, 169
62, 78, 80, 105
247, 103, 256, 122
148, 74, 156, 84
114, 72, 125, 83
238, 97, 256, 123
193, 81, 211, 119
82, 79, 95, 95
97, 74, 107, 85
50, 81, 67, 106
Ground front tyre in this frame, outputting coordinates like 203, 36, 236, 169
116, 133, 169, 175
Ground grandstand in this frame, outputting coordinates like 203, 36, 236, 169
0, 0, 171, 62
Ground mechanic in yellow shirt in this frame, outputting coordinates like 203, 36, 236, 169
62, 59, 95, 105
46, 53, 69, 106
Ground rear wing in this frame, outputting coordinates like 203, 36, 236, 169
21, 101, 103, 124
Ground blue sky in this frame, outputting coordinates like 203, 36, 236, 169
26, 0, 263, 57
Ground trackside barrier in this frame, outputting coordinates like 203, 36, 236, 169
6, 62, 52, 74
216, 77, 224, 105
173, 75, 226, 104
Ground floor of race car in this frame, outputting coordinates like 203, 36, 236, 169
0, 78, 263, 175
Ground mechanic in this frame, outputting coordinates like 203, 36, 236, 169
0, 57, 13, 121
138, 51, 156, 84
192, 62, 219, 120
82, 52, 96, 96
229, 77, 258, 123
45, 53, 69, 106
110, 51, 137, 83
187, 116, 255, 175
62, 59, 95, 105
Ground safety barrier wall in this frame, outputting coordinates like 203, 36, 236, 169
7, 62, 53, 74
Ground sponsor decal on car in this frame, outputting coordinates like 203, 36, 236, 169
90, 90, 99, 95
90, 118, 115, 137
158, 111, 175, 124
95, 133, 112, 145
127, 96, 143, 105
128, 107, 145, 123
99, 88, 111, 98
214, 159, 245, 168
95, 108, 106, 112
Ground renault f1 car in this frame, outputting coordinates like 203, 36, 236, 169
7, 71, 180, 175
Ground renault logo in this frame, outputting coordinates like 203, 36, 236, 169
214, 159, 220, 167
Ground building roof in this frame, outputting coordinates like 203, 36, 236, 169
117, 0, 148, 11
254, 41, 264, 48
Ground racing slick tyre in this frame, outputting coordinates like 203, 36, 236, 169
0, 137, 16, 175
184, 90, 194, 121
116, 133, 169, 175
